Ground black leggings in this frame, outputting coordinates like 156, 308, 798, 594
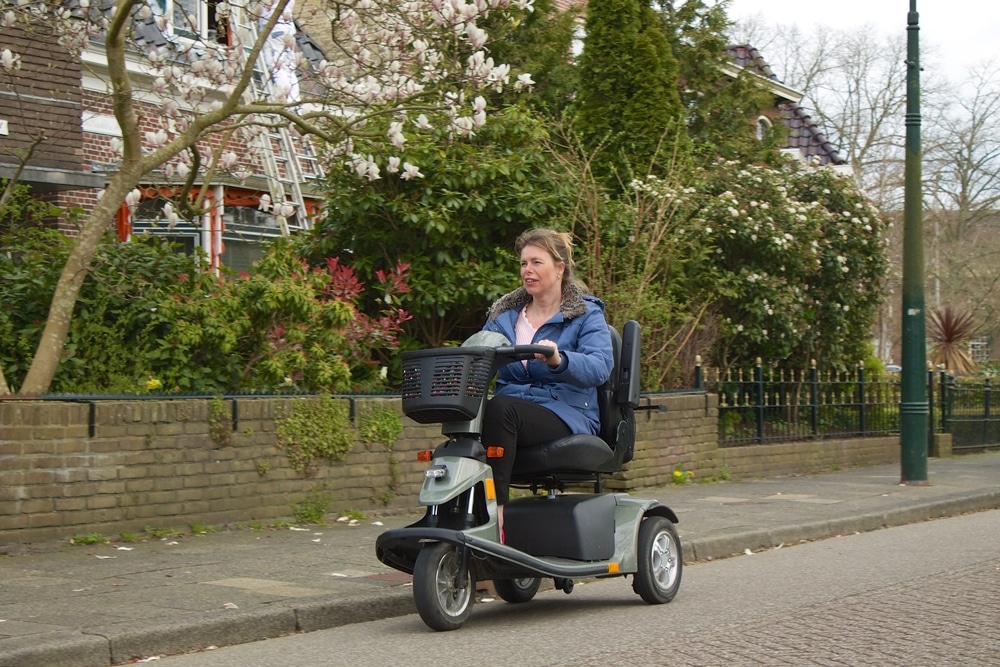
482, 395, 572, 505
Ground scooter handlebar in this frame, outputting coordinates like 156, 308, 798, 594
494, 344, 555, 362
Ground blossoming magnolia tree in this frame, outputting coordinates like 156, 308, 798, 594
0, 0, 532, 395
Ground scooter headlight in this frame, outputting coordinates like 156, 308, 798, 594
424, 465, 448, 480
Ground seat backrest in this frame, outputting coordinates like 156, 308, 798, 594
597, 320, 641, 467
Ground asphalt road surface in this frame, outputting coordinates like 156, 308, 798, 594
151, 509, 999, 666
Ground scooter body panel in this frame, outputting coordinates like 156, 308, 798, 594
418, 455, 494, 507
374, 484, 677, 580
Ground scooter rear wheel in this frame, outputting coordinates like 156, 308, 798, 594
413, 542, 475, 631
493, 577, 541, 603
633, 515, 682, 604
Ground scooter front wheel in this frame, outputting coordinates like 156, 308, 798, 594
633, 515, 682, 604
413, 541, 475, 631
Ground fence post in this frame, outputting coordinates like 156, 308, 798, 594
695, 355, 703, 390
755, 358, 764, 445
857, 361, 866, 437
983, 377, 991, 447
939, 370, 950, 432
809, 360, 819, 437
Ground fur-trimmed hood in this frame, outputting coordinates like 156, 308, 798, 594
486, 283, 593, 323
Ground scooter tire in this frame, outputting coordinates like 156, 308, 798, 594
632, 515, 682, 604
493, 577, 541, 603
413, 541, 475, 631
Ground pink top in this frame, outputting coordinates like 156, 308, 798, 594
516, 306, 536, 368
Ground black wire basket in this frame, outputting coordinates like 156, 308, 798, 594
400, 347, 496, 424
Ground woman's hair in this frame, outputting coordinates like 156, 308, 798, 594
514, 228, 588, 292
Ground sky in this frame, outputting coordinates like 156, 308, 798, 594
726, 0, 999, 84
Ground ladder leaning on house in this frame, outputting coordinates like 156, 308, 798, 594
228, 3, 320, 235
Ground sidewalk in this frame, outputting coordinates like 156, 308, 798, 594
2, 452, 999, 667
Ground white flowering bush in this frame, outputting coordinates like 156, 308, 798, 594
689, 157, 888, 369
587, 155, 888, 388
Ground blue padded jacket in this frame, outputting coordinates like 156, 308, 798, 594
482, 284, 614, 435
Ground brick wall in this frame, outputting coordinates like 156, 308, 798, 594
0, 393, 925, 548
80, 92, 267, 181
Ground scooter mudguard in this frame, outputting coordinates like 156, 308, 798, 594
611, 497, 679, 573
374, 454, 501, 574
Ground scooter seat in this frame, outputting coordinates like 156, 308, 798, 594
510, 434, 615, 475
508, 321, 640, 491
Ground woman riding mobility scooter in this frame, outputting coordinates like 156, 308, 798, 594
375, 320, 682, 631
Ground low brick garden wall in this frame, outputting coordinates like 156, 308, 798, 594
1, 392, 936, 548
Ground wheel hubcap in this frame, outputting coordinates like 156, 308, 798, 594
512, 578, 535, 591
650, 530, 679, 590
435, 550, 471, 617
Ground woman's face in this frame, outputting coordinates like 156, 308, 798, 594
520, 244, 564, 299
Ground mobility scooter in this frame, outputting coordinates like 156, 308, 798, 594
375, 321, 682, 631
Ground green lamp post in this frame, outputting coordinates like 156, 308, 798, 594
900, 0, 929, 484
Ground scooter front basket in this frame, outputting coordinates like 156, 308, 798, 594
400, 347, 496, 423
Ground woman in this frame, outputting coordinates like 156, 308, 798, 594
480, 228, 614, 538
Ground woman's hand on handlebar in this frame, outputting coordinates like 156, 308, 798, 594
536, 339, 561, 367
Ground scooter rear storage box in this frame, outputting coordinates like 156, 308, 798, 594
504, 494, 616, 561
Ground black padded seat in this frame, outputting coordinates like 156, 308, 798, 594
510, 433, 615, 475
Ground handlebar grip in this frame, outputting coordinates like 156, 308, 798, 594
495, 344, 555, 360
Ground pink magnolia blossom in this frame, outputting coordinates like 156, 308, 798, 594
6, 0, 532, 189
144, 129, 168, 148
0, 48, 20, 71
125, 188, 142, 210
220, 152, 239, 170
401, 162, 423, 180
162, 202, 179, 229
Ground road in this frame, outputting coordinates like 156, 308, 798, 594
153, 510, 999, 666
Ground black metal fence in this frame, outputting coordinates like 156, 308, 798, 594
699, 362, 1000, 451
938, 374, 1000, 451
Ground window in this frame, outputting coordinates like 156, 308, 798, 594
154, 0, 226, 43
970, 337, 991, 364
756, 116, 773, 141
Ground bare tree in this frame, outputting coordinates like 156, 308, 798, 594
923, 62, 1000, 345
925, 62, 1000, 240
768, 25, 908, 206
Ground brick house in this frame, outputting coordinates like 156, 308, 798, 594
1, 1, 325, 272
725, 44, 849, 170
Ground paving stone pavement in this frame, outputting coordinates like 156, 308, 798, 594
566, 556, 999, 666
1, 452, 998, 667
